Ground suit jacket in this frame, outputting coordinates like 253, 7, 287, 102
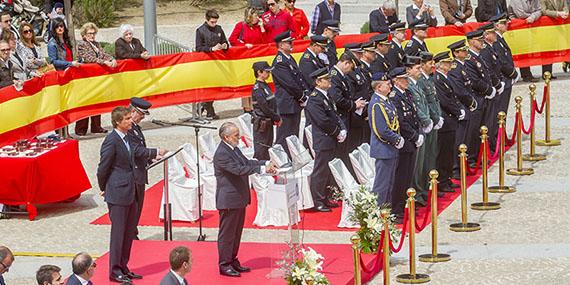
434, 71, 463, 132
370, 53, 391, 74
386, 40, 405, 69
465, 50, 495, 98
369, 8, 399, 33
0, 275, 5, 285
127, 124, 158, 185
408, 78, 431, 128
329, 66, 355, 128
475, 0, 507, 21
252, 80, 280, 122
347, 65, 371, 128
448, 59, 480, 113
390, 87, 421, 153
159, 271, 187, 285
368, 92, 401, 159
272, 51, 309, 115
77, 40, 114, 64
97, 130, 136, 206
325, 40, 338, 67
0, 58, 14, 88
65, 274, 88, 285
115, 37, 147, 60
541, 0, 569, 17
299, 48, 326, 87
439, 0, 473, 24
214, 142, 265, 209
305, 88, 344, 151
493, 34, 518, 89
406, 5, 438, 27
404, 36, 428, 56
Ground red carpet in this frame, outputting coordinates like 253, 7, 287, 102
90, 240, 373, 285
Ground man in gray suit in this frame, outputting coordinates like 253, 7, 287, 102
160, 246, 192, 285
406, 0, 438, 27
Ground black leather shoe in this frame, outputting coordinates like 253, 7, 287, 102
522, 76, 540, 83
126, 272, 142, 279
440, 185, 455, 193
220, 266, 241, 277
109, 275, 132, 284
314, 205, 332, 212
324, 200, 339, 208
231, 262, 251, 273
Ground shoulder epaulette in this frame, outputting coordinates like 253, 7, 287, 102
276, 55, 282, 63
330, 69, 338, 76
310, 91, 318, 97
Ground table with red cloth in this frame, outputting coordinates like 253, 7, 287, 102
0, 139, 91, 220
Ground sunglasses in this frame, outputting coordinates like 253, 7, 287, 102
287, 0, 295, 3
23, 29, 33, 34
0, 48, 10, 52
268, 2, 276, 6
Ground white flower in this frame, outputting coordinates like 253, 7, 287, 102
301, 247, 324, 271
292, 266, 309, 280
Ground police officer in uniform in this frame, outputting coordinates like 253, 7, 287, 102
370, 33, 392, 74
345, 43, 372, 150
368, 71, 404, 211
386, 22, 407, 69
359, 41, 378, 144
299, 35, 328, 88
251, 61, 281, 160
433, 51, 466, 194
322, 19, 341, 67
491, 13, 519, 116
404, 22, 429, 56
272, 31, 309, 158
390, 67, 424, 211
305, 67, 347, 212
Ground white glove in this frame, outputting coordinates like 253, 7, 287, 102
422, 119, 433, 133
459, 109, 466, 121
318, 53, 330, 65
485, 87, 496, 99
513, 71, 521, 84
497, 81, 505, 95
395, 137, 405, 149
337, 129, 347, 143
434, 116, 444, 130
470, 99, 478, 111
415, 134, 425, 148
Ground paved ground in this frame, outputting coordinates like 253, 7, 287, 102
3, 1, 570, 284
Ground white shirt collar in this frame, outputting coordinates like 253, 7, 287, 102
375, 91, 388, 101
114, 128, 127, 139
495, 31, 503, 38
437, 70, 448, 79
412, 35, 424, 45
223, 141, 235, 150
392, 38, 402, 47
412, 3, 420, 10
170, 270, 185, 285
421, 71, 430, 79
315, 87, 329, 99
361, 60, 371, 68
394, 86, 406, 94
307, 48, 317, 58
408, 77, 418, 85
333, 65, 345, 76
74, 274, 89, 285
469, 48, 479, 56
456, 58, 465, 65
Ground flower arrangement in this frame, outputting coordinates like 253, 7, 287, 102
281, 244, 330, 285
347, 185, 401, 254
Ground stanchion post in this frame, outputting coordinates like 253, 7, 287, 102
351, 235, 362, 285
419, 170, 451, 263
523, 84, 547, 161
536, 72, 561, 146
450, 144, 481, 232
381, 208, 391, 285
489, 112, 516, 193
471, 126, 501, 211
507, 97, 534, 176
397, 189, 430, 284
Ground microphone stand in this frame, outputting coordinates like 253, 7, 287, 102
153, 119, 216, 241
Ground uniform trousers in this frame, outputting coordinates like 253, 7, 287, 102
310, 148, 335, 207
218, 208, 246, 267
75, 115, 102, 134
437, 130, 456, 187
453, 119, 469, 176
413, 130, 437, 199
253, 125, 274, 161
483, 98, 499, 150
499, 85, 513, 117
391, 150, 416, 215
108, 200, 138, 277
373, 157, 398, 208
466, 108, 484, 164
276, 113, 301, 158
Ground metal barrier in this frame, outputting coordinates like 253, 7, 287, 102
153, 35, 192, 55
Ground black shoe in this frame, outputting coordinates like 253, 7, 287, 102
312, 205, 332, 212
449, 182, 460, 188
440, 185, 455, 193
563, 62, 569, 73
324, 200, 339, 208
231, 261, 251, 273
522, 76, 540, 83
415, 198, 427, 207
109, 275, 132, 284
126, 272, 142, 279
220, 266, 241, 277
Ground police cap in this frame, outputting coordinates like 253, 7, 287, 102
130, 97, 151, 115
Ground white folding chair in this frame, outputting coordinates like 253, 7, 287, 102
268, 144, 290, 168
299, 117, 306, 144
250, 174, 299, 227
328, 158, 360, 228
304, 125, 316, 157
180, 143, 217, 211
286, 135, 315, 210
349, 149, 374, 186
159, 155, 201, 222
357, 143, 375, 176
198, 131, 217, 163
237, 113, 255, 159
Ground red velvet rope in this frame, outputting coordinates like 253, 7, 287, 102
359, 231, 385, 274
535, 85, 548, 114
506, 114, 519, 146
466, 143, 484, 175
521, 104, 537, 135
415, 190, 433, 232
389, 211, 409, 253
489, 127, 502, 161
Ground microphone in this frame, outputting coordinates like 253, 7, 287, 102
151, 119, 218, 130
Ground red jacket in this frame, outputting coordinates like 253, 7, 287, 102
283, 7, 310, 40
228, 21, 266, 46
262, 10, 297, 42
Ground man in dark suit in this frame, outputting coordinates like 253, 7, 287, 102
491, 13, 519, 115
215, 122, 276, 277
160, 246, 192, 285
127, 97, 166, 240
475, 0, 507, 22
96, 107, 141, 284
369, 1, 399, 33
66, 252, 96, 285
405, 22, 429, 56
272, 31, 310, 158
310, 0, 341, 35
406, 0, 438, 27
0, 246, 13, 285
35, 265, 64, 285
439, 0, 473, 26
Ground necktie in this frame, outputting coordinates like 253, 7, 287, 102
123, 136, 131, 154
234, 147, 246, 164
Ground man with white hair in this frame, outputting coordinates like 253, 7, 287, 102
115, 24, 150, 60
369, 0, 399, 33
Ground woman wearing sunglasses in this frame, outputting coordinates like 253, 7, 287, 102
261, 0, 298, 42
17, 22, 48, 77
282, 0, 309, 40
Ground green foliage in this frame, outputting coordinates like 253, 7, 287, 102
77, 0, 117, 28
360, 21, 370, 34
100, 42, 115, 57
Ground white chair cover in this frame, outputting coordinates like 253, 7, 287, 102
250, 174, 299, 227
304, 125, 316, 157
237, 113, 255, 159
349, 149, 375, 186
357, 143, 375, 176
328, 158, 360, 228
159, 155, 201, 222
198, 131, 217, 163
286, 135, 315, 210
180, 143, 217, 211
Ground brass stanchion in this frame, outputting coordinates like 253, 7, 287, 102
471, 126, 501, 210
419, 170, 451, 263
351, 235, 362, 285
489, 112, 516, 193
523, 84, 547, 161
450, 144, 481, 232
536, 72, 561, 146
507, 97, 535, 176
381, 208, 391, 285
396, 189, 430, 284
